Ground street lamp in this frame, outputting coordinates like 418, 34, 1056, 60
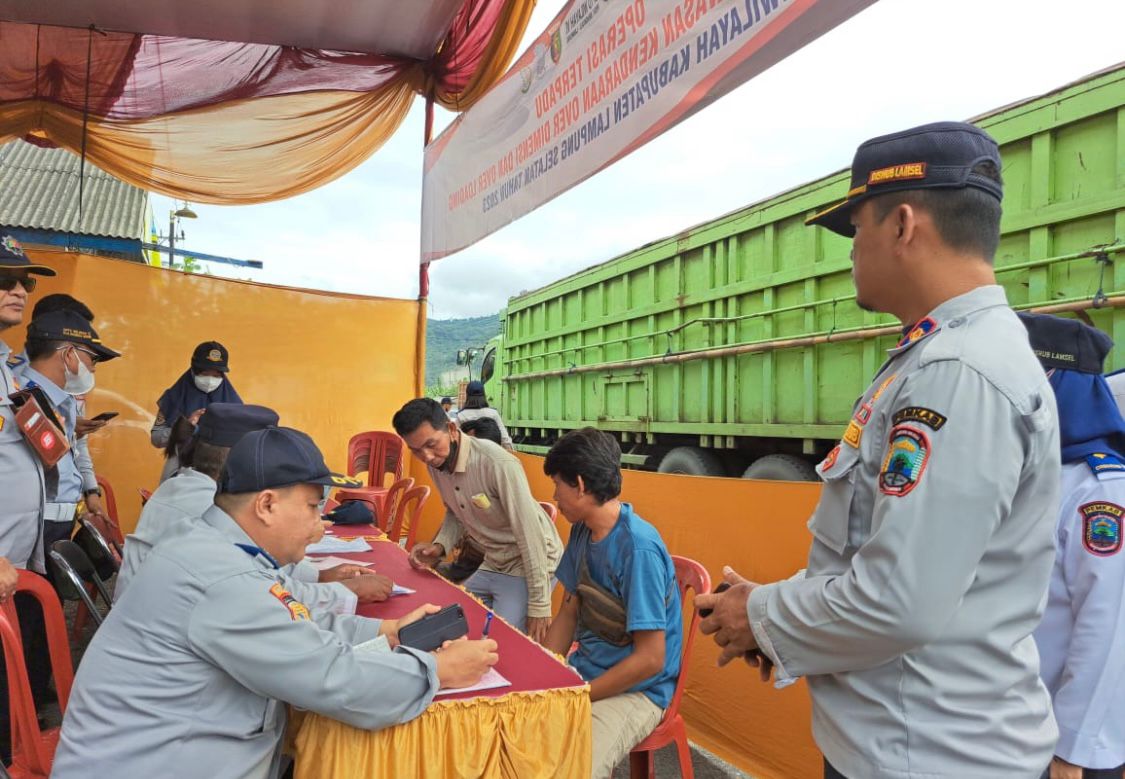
167, 203, 197, 268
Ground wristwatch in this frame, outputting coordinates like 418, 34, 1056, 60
84, 487, 103, 498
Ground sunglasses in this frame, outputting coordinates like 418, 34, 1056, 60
0, 275, 36, 293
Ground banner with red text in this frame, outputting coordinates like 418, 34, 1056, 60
421, 0, 877, 261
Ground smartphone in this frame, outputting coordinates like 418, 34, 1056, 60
397, 604, 469, 652
91, 411, 119, 422
698, 581, 731, 618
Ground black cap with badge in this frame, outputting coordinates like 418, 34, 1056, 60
807, 121, 1003, 237
191, 340, 230, 373
219, 426, 363, 494
0, 232, 56, 276
1017, 312, 1113, 374
27, 310, 121, 361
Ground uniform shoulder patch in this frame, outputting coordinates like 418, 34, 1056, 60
897, 318, 936, 348
268, 582, 311, 621
1079, 502, 1122, 556
891, 406, 947, 430
842, 419, 864, 448
1086, 453, 1125, 478
879, 425, 930, 497
820, 444, 841, 473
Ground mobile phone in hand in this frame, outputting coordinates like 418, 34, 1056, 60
698, 581, 731, 618
91, 411, 119, 422
398, 604, 469, 652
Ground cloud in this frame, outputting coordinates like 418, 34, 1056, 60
153, 0, 1125, 320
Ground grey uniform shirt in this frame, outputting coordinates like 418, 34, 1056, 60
52, 505, 439, 779
0, 340, 44, 571
747, 286, 1060, 779
430, 434, 562, 618
115, 468, 356, 617
455, 406, 514, 448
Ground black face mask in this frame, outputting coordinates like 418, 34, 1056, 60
441, 435, 460, 474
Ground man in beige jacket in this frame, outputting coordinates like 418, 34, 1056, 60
393, 398, 561, 643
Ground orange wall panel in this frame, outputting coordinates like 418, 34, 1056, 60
411, 449, 824, 778
10, 249, 421, 534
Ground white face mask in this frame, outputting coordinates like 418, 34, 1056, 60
193, 373, 223, 393
62, 347, 96, 396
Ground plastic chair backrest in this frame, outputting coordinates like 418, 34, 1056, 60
380, 477, 415, 531
538, 501, 557, 522
0, 571, 74, 775
48, 541, 111, 623
665, 555, 711, 719
387, 485, 430, 548
94, 475, 124, 544
346, 431, 404, 488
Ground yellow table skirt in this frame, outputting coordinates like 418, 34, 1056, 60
292, 685, 591, 779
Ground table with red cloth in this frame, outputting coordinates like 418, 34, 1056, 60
290, 528, 591, 779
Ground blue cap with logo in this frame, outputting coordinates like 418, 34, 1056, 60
195, 403, 279, 448
191, 341, 230, 373
807, 121, 1003, 237
1018, 312, 1112, 374
0, 232, 56, 276
219, 426, 362, 494
27, 310, 121, 361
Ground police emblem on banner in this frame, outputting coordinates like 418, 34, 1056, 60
879, 425, 930, 497
1079, 502, 1122, 556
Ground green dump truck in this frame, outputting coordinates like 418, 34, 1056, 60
481, 64, 1125, 479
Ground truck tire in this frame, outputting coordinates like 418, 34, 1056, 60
657, 447, 725, 477
742, 454, 819, 482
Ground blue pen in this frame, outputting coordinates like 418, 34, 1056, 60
482, 612, 494, 638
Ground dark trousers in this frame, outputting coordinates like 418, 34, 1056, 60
1042, 766, 1125, 779
824, 760, 848, 779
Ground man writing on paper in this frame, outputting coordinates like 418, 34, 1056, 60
53, 426, 498, 778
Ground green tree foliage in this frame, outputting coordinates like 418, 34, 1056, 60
425, 314, 500, 395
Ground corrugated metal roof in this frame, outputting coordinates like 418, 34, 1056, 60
0, 140, 148, 240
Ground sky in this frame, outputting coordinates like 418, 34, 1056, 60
151, 0, 1125, 320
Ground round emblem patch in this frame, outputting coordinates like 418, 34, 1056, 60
879, 425, 930, 497
207, 348, 222, 361
1080, 502, 1122, 556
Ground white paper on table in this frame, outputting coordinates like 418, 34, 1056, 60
305, 536, 372, 555
305, 555, 375, 571
435, 668, 512, 697
391, 584, 415, 596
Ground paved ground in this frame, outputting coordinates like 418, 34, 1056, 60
611, 742, 752, 778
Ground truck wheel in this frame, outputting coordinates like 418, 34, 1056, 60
657, 447, 725, 477
742, 454, 819, 482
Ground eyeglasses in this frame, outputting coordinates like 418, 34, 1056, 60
0, 275, 35, 293
56, 344, 101, 363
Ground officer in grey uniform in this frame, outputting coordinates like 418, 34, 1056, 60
697, 122, 1061, 779
0, 233, 54, 574
116, 402, 393, 616
1020, 313, 1125, 779
52, 426, 499, 779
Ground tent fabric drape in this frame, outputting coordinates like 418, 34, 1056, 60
0, 0, 534, 203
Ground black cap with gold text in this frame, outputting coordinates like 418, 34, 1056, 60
807, 121, 1003, 237
27, 310, 121, 361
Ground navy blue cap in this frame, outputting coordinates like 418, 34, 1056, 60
219, 426, 362, 494
27, 310, 120, 361
466, 380, 485, 395
807, 121, 1003, 237
0, 233, 55, 276
195, 403, 278, 447
192, 341, 229, 373
1018, 312, 1112, 374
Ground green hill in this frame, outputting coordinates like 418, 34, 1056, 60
425, 314, 501, 392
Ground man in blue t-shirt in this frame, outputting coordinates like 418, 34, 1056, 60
543, 427, 682, 779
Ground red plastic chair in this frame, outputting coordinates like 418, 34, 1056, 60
377, 478, 414, 532
336, 431, 405, 522
93, 475, 125, 546
1, 571, 75, 778
387, 485, 430, 549
628, 555, 711, 779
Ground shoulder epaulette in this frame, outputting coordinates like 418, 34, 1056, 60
1086, 452, 1125, 478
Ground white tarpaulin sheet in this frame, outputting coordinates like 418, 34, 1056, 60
422, 0, 877, 261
